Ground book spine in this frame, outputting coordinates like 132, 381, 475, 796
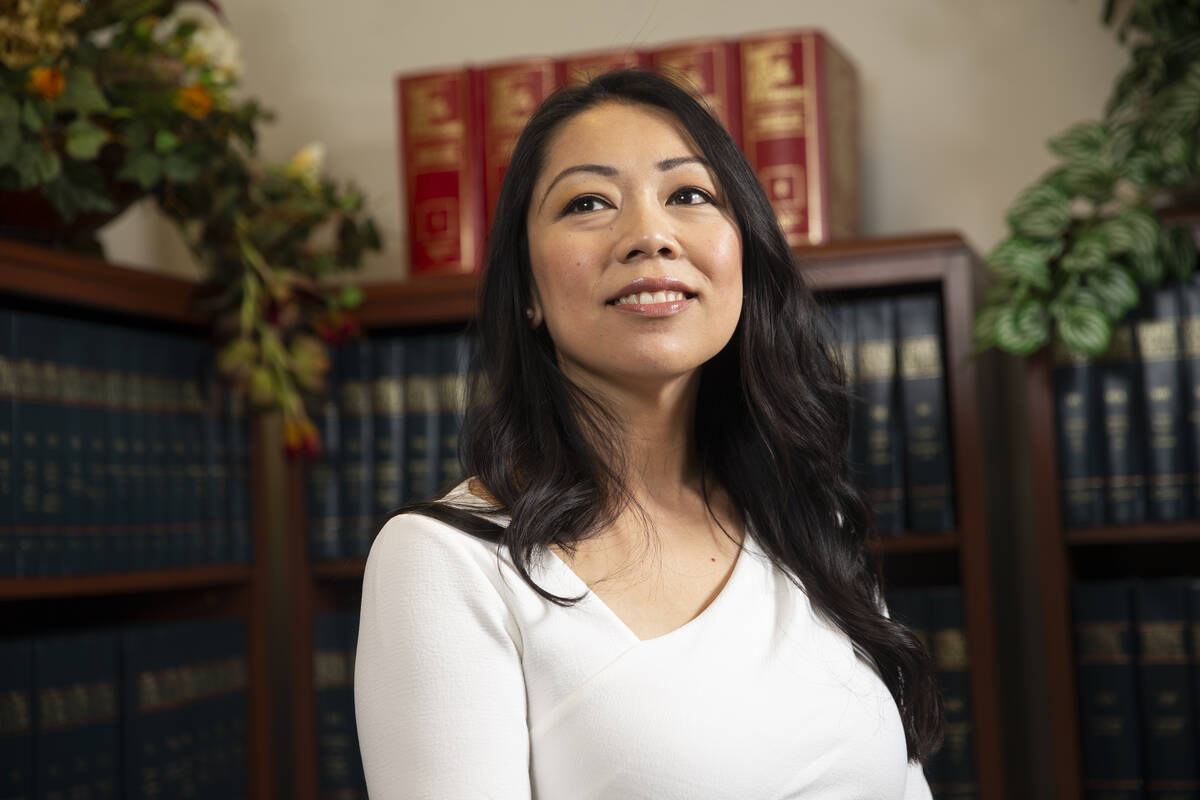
309, 346, 343, 563
1073, 580, 1144, 799
226, 389, 251, 564
34, 630, 120, 800
125, 328, 151, 572
482, 58, 559, 233
0, 311, 14, 578
854, 298, 905, 534
557, 48, 649, 85
1190, 579, 1200, 758
339, 339, 374, 559
1052, 338, 1105, 527
1178, 274, 1200, 516
81, 324, 108, 576
927, 586, 978, 799
372, 337, 405, 525
740, 30, 852, 245
58, 319, 88, 576
314, 613, 360, 798
650, 39, 742, 148
102, 326, 131, 574
815, 33, 860, 241
404, 335, 441, 505
147, 333, 172, 570
121, 623, 162, 800
0, 638, 33, 800
437, 332, 470, 491
13, 314, 49, 577
200, 346, 230, 565
830, 301, 861, 481
398, 67, 485, 275
1135, 285, 1190, 521
1100, 323, 1148, 524
896, 293, 955, 532
37, 315, 66, 576
1134, 579, 1199, 798
181, 340, 208, 567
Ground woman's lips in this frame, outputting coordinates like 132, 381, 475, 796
607, 296, 697, 317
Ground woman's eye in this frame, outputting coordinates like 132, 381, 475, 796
669, 187, 715, 206
563, 195, 610, 215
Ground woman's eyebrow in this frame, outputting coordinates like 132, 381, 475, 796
657, 156, 709, 172
538, 164, 616, 212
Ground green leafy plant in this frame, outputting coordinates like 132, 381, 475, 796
0, 0, 381, 455
973, 0, 1200, 359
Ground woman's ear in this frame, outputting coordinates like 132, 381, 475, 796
527, 287, 544, 328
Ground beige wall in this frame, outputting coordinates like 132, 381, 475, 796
96, 2, 1130, 796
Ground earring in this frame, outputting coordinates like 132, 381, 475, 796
525, 308, 534, 320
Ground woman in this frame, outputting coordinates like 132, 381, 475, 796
355, 69, 942, 799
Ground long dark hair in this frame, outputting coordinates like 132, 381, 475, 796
402, 68, 942, 762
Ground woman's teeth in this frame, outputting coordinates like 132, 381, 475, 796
613, 290, 688, 305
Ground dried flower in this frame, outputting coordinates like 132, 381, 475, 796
283, 416, 320, 459
185, 25, 241, 82
28, 65, 65, 99
175, 83, 213, 119
285, 142, 325, 191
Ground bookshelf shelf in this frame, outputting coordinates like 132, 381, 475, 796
0, 238, 273, 799
285, 230, 1010, 800
1065, 524, 1200, 546
0, 565, 253, 600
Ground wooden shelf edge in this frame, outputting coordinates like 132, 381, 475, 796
0, 564, 253, 600
0, 237, 207, 325
1066, 522, 1200, 545
868, 532, 959, 554
311, 559, 368, 580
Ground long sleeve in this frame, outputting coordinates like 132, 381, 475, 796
354, 513, 531, 799
903, 759, 933, 800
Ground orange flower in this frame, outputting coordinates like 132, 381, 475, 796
28, 67, 65, 99
284, 416, 321, 460
175, 83, 214, 119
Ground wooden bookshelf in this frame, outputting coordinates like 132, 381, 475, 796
0, 238, 272, 799
285, 230, 1010, 800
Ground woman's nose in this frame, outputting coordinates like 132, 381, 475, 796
614, 201, 679, 264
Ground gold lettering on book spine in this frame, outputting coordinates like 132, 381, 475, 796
858, 340, 895, 382
900, 336, 941, 380
1077, 622, 1129, 664
406, 78, 464, 141
1137, 319, 1180, 361
933, 629, 968, 670
1140, 621, 1187, 663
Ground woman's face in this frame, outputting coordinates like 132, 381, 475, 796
526, 101, 743, 394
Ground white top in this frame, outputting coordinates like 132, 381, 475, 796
354, 489, 933, 800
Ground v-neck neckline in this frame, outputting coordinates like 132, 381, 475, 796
542, 529, 753, 645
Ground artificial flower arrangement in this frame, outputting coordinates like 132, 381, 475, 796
0, 0, 381, 456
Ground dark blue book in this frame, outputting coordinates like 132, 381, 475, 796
0, 310, 14, 578
199, 345, 230, 565
1073, 581, 1144, 799
121, 622, 170, 800
34, 630, 120, 800
56, 319, 90, 576
338, 339, 374, 559
314, 612, 366, 799
101, 324, 133, 574
372, 336, 405, 525
896, 294, 955, 532
0, 638, 33, 800
1133, 285, 1190, 522
147, 332, 174, 571
883, 588, 941, 790
404, 335, 440, 507
1099, 324, 1148, 525
1178, 274, 1200, 517
831, 301, 860, 476
853, 299, 905, 535
309, 346, 344, 563
1134, 579, 1199, 799
1052, 337, 1105, 527
180, 338, 209, 567
226, 389, 251, 565
436, 332, 471, 493
925, 586, 977, 799
79, 323, 110, 576
123, 327, 152, 571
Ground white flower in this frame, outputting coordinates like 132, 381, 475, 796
186, 25, 242, 83
285, 142, 326, 188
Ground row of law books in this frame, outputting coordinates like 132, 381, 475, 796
826, 292, 957, 535
1072, 578, 1200, 798
398, 28, 859, 274
306, 330, 472, 562
0, 617, 248, 800
0, 311, 253, 579
313, 611, 366, 799
1054, 275, 1200, 527
885, 585, 978, 800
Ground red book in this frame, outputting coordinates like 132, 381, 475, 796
396, 68, 485, 275
481, 58, 561, 234
738, 30, 860, 246
648, 39, 742, 148
557, 48, 649, 86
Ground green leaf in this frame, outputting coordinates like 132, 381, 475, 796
972, 305, 1003, 351
1086, 263, 1140, 318
1056, 304, 1112, 357
20, 99, 51, 133
1047, 121, 1110, 163
42, 171, 116, 223
1162, 223, 1198, 282
116, 150, 162, 189
994, 299, 1050, 355
154, 130, 179, 154
14, 143, 60, 188
1108, 119, 1140, 165
0, 95, 19, 123
51, 67, 109, 115
1127, 248, 1165, 284
338, 285, 363, 308
1122, 208, 1161, 255
162, 152, 200, 184
1006, 182, 1072, 241
1061, 232, 1110, 273
0, 112, 19, 164
1057, 155, 1116, 202
65, 118, 108, 160
1124, 148, 1163, 191
985, 237, 1061, 289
